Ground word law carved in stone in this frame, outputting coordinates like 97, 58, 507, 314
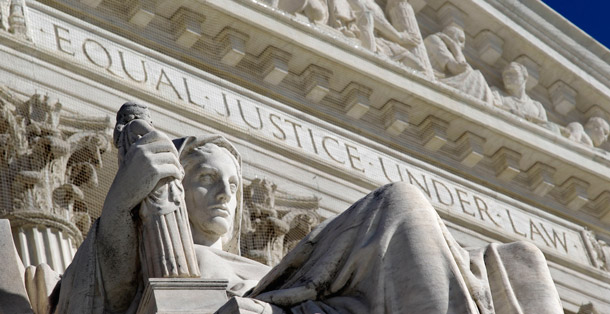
44, 103, 564, 313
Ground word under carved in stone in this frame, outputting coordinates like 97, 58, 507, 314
0, 85, 111, 271
241, 178, 321, 266
0, 0, 30, 41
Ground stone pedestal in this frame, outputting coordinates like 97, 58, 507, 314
137, 278, 229, 314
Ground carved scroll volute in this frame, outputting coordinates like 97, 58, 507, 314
114, 102, 200, 279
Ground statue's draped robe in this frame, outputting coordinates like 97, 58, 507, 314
53, 220, 126, 314
246, 183, 563, 314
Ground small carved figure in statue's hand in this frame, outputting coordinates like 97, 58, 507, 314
113, 102, 200, 279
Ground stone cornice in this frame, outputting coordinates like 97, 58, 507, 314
491, 0, 610, 86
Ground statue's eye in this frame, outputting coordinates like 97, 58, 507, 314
199, 174, 215, 184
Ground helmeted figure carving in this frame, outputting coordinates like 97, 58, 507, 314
425, 26, 494, 104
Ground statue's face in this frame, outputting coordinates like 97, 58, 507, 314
586, 118, 610, 147
445, 26, 465, 49
183, 145, 239, 238
502, 64, 525, 91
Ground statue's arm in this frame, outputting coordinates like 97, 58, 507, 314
425, 35, 466, 75
535, 100, 548, 122
96, 131, 183, 312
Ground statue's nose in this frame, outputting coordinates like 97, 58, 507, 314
216, 180, 232, 202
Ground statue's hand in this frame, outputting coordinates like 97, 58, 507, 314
446, 59, 469, 75
107, 130, 183, 212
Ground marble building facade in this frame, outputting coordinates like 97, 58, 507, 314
0, 0, 609, 312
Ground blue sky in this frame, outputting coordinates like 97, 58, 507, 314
542, 1, 610, 49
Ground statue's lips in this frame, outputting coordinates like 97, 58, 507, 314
208, 204, 230, 217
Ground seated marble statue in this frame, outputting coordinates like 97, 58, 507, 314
425, 26, 494, 105
49, 104, 564, 313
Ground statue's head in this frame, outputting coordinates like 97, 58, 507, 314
502, 62, 528, 92
585, 116, 610, 147
443, 26, 465, 49
178, 135, 242, 254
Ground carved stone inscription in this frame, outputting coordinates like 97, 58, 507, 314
28, 9, 591, 265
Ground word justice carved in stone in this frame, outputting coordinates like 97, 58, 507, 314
31, 9, 590, 265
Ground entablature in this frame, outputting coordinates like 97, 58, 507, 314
32, 0, 610, 228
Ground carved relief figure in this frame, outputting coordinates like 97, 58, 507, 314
585, 116, 610, 147
376, 0, 433, 76
275, 0, 432, 74
326, 0, 431, 74
425, 26, 494, 104
563, 116, 610, 148
583, 229, 610, 272
0, 0, 30, 41
492, 62, 548, 124
276, 0, 329, 24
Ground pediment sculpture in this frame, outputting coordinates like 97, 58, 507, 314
27, 102, 566, 313
491, 62, 562, 133
562, 116, 609, 148
424, 26, 494, 104
275, 0, 433, 76
492, 62, 547, 123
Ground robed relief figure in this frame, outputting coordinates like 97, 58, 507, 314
48, 102, 564, 313
425, 26, 494, 104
